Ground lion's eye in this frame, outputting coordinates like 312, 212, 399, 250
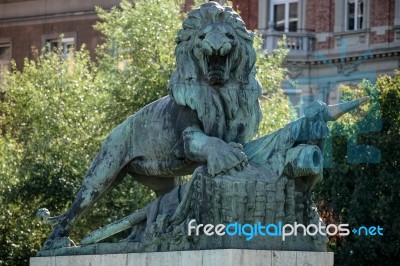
226, 33, 234, 40
198, 33, 206, 40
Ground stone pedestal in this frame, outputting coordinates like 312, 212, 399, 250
31, 250, 333, 266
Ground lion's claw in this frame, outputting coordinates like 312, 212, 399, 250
228, 142, 244, 150
206, 141, 248, 176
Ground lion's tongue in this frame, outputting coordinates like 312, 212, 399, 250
208, 66, 225, 85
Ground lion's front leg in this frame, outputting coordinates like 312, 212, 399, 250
182, 127, 247, 176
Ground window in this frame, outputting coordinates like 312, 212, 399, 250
395, 0, 400, 26
0, 43, 11, 62
272, 0, 298, 32
334, 0, 369, 33
0, 40, 12, 85
346, 0, 364, 30
46, 37, 75, 57
43, 34, 76, 58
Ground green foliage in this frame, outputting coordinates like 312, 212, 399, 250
94, 0, 183, 127
0, 48, 106, 265
255, 36, 291, 136
0, 44, 155, 266
315, 71, 400, 265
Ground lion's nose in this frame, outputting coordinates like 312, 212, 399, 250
209, 42, 232, 56
218, 43, 232, 56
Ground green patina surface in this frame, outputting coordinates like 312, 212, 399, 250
36, 2, 368, 256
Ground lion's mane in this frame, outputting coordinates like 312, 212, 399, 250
168, 2, 262, 144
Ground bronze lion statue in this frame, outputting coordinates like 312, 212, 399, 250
38, 2, 369, 253
41, 2, 263, 250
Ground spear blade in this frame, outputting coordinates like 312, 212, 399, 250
325, 96, 370, 121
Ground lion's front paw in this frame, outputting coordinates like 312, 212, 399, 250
206, 141, 248, 176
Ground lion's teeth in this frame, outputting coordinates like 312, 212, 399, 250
204, 55, 208, 75
225, 57, 229, 80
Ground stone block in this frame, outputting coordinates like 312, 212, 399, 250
31, 250, 333, 266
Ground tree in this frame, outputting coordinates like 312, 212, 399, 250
254, 36, 291, 136
94, 0, 183, 127
0, 47, 108, 265
315, 71, 400, 265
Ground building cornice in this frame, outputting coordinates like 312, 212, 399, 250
0, 10, 101, 27
286, 47, 400, 66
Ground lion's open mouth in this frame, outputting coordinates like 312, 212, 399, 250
204, 54, 230, 85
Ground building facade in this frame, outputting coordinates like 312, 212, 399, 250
232, 0, 400, 110
0, 0, 120, 77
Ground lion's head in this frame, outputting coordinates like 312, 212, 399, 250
168, 2, 262, 144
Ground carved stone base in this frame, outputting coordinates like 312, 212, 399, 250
31, 250, 334, 266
